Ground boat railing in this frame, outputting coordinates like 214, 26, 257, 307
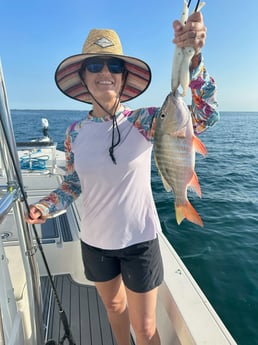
0, 60, 45, 345
0, 236, 18, 345
0, 306, 6, 345
0, 184, 19, 224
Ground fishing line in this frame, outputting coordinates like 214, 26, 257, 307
0, 94, 75, 344
194, 0, 201, 12
187, 0, 201, 12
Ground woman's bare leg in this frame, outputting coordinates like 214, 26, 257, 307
126, 287, 161, 345
95, 275, 131, 345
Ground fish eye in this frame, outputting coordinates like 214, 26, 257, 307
160, 113, 166, 119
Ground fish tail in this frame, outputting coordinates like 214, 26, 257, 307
193, 135, 207, 156
175, 201, 204, 227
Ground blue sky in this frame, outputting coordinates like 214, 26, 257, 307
1, 0, 258, 112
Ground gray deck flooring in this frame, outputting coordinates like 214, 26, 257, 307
41, 213, 73, 243
41, 274, 135, 345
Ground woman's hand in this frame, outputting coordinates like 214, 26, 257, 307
173, 12, 207, 55
24, 205, 46, 224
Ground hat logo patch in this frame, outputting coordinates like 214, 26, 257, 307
94, 37, 114, 48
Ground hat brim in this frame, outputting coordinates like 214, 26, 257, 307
55, 53, 152, 104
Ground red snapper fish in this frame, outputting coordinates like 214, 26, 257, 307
154, 92, 207, 227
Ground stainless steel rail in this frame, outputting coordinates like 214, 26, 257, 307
0, 60, 45, 344
0, 306, 6, 345
0, 186, 18, 224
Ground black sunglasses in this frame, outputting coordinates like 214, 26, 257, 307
82, 57, 125, 74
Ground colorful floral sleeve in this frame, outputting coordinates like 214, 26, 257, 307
126, 107, 159, 142
129, 54, 219, 141
35, 122, 82, 217
190, 54, 219, 135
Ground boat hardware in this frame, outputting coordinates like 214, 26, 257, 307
25, 245, 38, 257
0, 63, 76, 345
0, 184, 19, 224
0, 305, 6, 345
18, 165, 75, 344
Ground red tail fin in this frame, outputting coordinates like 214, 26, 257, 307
189, 171, 202, 198
175, 200, 204, 227
193, 135, 207, 156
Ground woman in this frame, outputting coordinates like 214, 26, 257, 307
25, 12, 218, 345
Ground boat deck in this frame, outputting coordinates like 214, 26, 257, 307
41, 274, 135, 345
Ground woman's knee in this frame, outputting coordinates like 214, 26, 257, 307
103, 296, 127, 314
96, 278, 127, 314
131, 317, 157, 341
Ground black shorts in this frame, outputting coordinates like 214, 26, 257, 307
80, 238, 164, 293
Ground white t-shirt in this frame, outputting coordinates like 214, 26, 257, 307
72, 107, 162, 250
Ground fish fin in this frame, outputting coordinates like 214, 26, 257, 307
175, 201, 204, 227
161, 175, 172, 192
172, 127, 187, 138
189, 172, 202, 197
154, 155, 172, 192
193, 135, 207, 156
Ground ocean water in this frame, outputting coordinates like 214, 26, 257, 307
10, 109, 258, 345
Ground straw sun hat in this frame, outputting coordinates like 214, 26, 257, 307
55, 29, 152, 104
